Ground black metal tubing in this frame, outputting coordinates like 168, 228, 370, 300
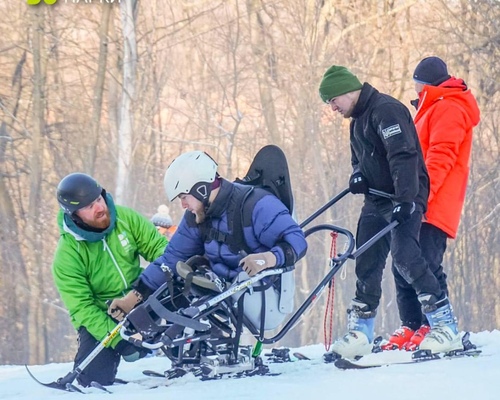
258, 224, 354, 344
348, 220, 399, 259
255, 188, 396, 344
122, 187, 396, 349
299, 188, 350, 229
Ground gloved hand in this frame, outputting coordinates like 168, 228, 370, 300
348, 172, 369, 195
391, 202, 416, 224
115, 340, 151, 362
239, 251, 277, 276
107, 290, 143, 321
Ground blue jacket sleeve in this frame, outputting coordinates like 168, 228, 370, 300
250, 195, 307, 266
139, 214, 204, 291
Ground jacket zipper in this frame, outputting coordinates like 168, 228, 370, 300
102, 238, 128, 296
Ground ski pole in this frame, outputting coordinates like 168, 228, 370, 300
58, 320, 125, 386
26, 320, 125, 391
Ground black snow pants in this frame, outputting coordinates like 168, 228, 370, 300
73, 327, 120, 387
353, 199, 443, 315
392, 222, 449, 329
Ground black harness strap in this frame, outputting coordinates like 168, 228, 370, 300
163, 266, 179, 310
199, 185, 260, 254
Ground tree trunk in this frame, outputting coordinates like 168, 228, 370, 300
116, 0, 138, 205
84, 5, 112, 175
26, 5, 46, 365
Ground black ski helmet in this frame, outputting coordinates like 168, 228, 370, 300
57, 173, 103, 215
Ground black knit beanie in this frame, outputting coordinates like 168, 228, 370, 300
413, 56, 450, 86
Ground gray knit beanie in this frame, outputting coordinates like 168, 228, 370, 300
151, 204, 173, 228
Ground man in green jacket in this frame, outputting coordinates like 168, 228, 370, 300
52, 173, 168, 387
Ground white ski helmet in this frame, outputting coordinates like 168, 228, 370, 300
164, 151, 218, 202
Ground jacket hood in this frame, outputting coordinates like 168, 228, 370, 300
415, 77, 480, 128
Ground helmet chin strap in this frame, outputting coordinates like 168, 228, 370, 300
190, 176, 221, 207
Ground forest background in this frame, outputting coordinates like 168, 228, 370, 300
0, 0, 498, 365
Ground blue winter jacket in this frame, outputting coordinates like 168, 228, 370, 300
139, 179, 307, 291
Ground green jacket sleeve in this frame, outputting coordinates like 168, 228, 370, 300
118, 205, 168, 262
52, 239, 120, 347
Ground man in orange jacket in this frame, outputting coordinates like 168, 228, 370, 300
385, 56, 481, 350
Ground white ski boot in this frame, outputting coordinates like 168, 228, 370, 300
418, 294, 462, 354
329, 300, 376, 360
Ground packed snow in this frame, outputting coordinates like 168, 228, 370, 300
1, 330, 499, 400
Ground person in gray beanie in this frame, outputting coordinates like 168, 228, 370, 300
319, 65, 461, 360
151, 204, 177, 240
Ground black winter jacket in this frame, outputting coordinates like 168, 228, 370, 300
350, 83, 429, 208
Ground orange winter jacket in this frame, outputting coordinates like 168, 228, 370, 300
414, 77, 480, 238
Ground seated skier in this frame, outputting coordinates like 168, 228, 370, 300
108, 150, 307, 357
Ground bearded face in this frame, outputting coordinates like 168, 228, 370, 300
75, 196, 111, 229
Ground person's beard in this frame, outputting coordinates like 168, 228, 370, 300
89, 209, 111, 230
193, 208, 206, 224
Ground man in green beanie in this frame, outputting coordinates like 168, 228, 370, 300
318, 65, 363, 115
319, 66, 462, 360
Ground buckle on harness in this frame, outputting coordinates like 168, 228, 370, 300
208, 228, 228, 243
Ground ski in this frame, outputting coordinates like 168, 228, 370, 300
143, 366, 200, 380
334, 348, 482, 370
293, 352, 310, 361
199, 362, 280, 381
142, 358, 279, 382
111, 375, 174, 390
142, 369, 166, 378
25, 365, 117, 393
142, 366, 278, 382
90, 381, 112, 393
25, 365, 84, 393
327, 331, 481, 369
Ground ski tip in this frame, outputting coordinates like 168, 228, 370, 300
142, 369, 166, 378
90, 381, 112, 393
292, 352, 310, 361
334, 358, 380, 370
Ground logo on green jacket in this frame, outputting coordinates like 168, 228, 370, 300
118, 232, 132, 252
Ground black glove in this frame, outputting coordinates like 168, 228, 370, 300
115, 340, 151, 362
348, 172, 369, 195
391, 202, 416, 224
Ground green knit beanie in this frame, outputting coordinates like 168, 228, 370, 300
319, 65, 363, 103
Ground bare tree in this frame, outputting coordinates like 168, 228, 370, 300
116, 0, 139, 204
25, 5, 47, 365
84, 6, 113, 175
